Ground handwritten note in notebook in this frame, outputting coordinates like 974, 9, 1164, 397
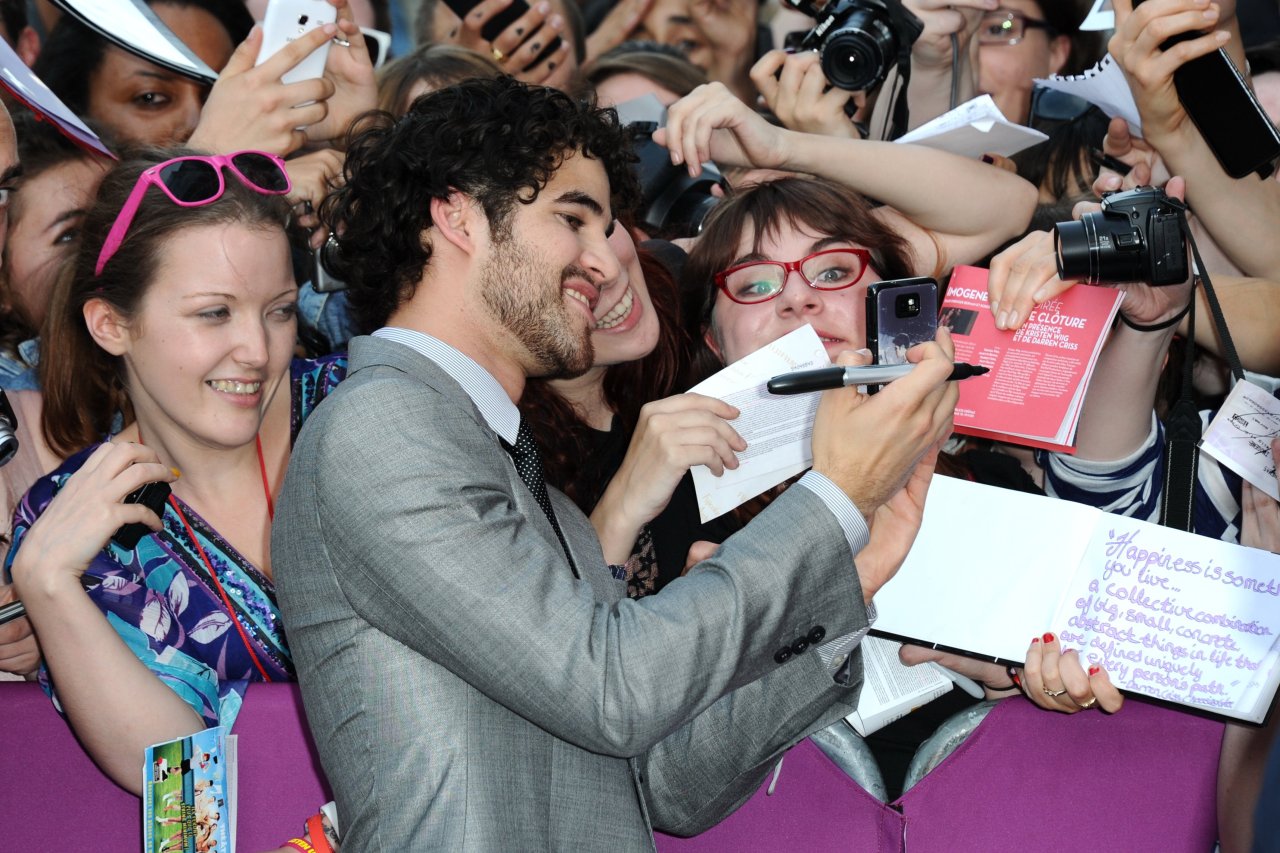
688, 325, 828, 521
1202, 379, 1280, 501
873, 474, 1280, 723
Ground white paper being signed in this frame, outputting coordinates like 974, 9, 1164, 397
688, 325, 829, 521
1202, 379, 1280, 501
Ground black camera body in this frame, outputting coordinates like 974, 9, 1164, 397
1054, 186, 1189, 287
0, 389, 17, 466
783, 0, 922, 93
629, 121, 723, 240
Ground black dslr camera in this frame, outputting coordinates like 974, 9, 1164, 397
629, 122, 723, 239
782, 0, 923, 93
1053, 186, 1189, 287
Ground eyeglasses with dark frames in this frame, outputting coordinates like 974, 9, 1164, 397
714, 248, 873, 305
976, 10, 1056, 46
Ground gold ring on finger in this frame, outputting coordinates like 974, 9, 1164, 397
492, 46, 505, 62
1077, 696, 1098, 709
1042, 686, 1067, 697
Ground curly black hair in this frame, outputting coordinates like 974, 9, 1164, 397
321, 76, 640, 334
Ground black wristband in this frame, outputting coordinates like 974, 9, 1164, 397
1118, 298, 1192, 332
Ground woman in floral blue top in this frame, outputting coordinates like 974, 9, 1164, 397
5, 149, 345, 794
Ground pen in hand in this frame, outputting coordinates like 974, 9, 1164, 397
767, 362, 989, 395
1090, 147, 1133, 178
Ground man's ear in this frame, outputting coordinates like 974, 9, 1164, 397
429, 191, 481, 256
83, 298, 131, 356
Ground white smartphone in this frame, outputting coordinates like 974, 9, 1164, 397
256, 0, 338, 85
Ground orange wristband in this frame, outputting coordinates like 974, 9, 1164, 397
306, 813, 335, 853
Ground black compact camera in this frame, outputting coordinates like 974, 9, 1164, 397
0, 390, 17, 466
1053, 186, 1189, 287
782, 0, 923, 93
629, 121, 724, 240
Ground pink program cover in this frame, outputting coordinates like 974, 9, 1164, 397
941, 265, 1123, 453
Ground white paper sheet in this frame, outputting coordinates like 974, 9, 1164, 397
1202, 379, 1280, 501
1036, 54, 1142, 134
688, 325, 829, 522
896, 94, 1048, 158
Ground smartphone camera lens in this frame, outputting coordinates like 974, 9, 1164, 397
896, 293, 920, 318
298, 13, 309, 24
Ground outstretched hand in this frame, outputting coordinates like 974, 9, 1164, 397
987, 177, 1193, 332
811, 332, 957, 529
750, 50, 861, 139
656, 82, 791, 178
854, 440, 942, 604
189, 24, 337, 155
305, 0, 377, 145
1108, 0, 1232, 149
1021, 632, 1123, 713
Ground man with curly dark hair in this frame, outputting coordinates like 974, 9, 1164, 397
273, 75, 957, 850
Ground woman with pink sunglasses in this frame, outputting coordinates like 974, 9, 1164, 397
3, 149, 345, 794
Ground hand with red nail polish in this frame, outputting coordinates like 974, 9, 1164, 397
1021, 629, 1123, 714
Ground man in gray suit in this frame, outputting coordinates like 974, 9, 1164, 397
273, 77, 957, 850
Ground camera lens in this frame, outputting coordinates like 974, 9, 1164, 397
1053, 219, 1093, 282
819, 10, 895, 91
896, 293, 920, 318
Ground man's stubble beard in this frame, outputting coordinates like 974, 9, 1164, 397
479, 230, 595, 379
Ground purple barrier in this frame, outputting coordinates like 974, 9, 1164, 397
657, 698, 1222, 853
0, 682, 332, 852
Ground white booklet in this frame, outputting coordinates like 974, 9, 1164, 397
846, 637, 953, 736
873, 475, 1280, 724
688, 325, 828, 521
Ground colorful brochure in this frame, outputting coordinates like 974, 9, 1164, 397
942, 265, 1124, 453
144, 726, 237, 853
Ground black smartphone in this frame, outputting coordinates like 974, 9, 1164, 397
865, 277, 939, 387
441, 0, 563, 72
1131, 1, 1280, 179
112, 481, 172, 549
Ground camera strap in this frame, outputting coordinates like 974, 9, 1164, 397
1157, 218, 1244, 532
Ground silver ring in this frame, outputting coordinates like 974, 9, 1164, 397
1042, 686, 1068, 698
332, 36, 351, 47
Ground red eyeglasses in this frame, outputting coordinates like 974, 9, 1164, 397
714, 248, 873, 305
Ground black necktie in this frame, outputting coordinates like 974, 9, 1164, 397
502, 419, 578, 578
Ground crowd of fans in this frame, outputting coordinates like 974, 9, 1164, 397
0, 0, 1278, 849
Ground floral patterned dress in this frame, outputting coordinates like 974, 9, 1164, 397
4, 355, 346, 729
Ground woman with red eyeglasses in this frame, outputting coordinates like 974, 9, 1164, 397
2, 149, 345, 795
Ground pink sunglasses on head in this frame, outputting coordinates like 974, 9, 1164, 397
95, 151, 292, 276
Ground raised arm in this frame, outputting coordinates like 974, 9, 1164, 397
1108, 0, 1280, 277
658, 83, 1038, 275
986, 181, 1194, 462
7, 443, 195, 794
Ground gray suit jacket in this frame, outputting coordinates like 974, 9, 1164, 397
273, 335, 873, 851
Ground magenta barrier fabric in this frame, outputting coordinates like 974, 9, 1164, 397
657, 698, 1222, 853
0, 681, 331, 852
